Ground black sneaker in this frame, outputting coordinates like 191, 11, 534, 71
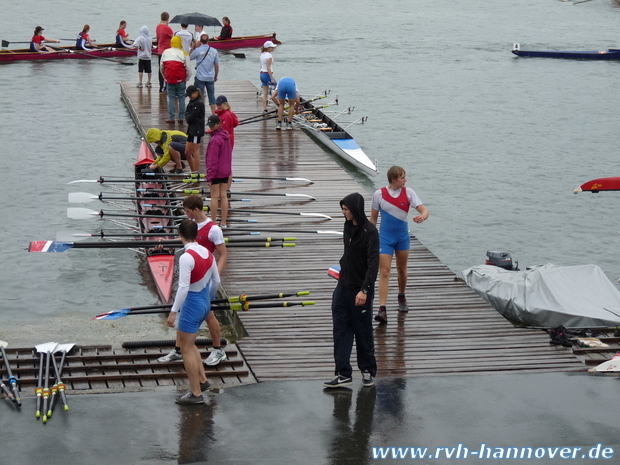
200, 380, 212, 392
397, 295, 409, 313
374, 306, 387, 324
323, 375, 353, 388
362, 371, 375, 387
175, 392, 204, 404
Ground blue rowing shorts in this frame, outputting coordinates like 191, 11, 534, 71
379, 232, 410, 256
177, 286, 210, 333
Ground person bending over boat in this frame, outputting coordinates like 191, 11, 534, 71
324, 192, 379, 389
215, 17, 233, 40
30, 26, 60, 53
76, 25, 97, 50
166, 219, 220, 404
115, 20, 133, 48
146, 128, 187, 173
271, 77, 300, 130
205, 114, 232, 228
132, 25, 152, 88
259, 41, 277, 115
369, 166, 429, 324
158, 195, 229, 368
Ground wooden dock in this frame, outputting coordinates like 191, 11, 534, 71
119, 80, 589, 383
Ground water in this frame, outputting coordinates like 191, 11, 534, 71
2, 0, 620, 344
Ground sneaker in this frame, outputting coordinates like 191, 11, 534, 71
323, 375, 353, 388
286, 122, 293, 130
275, 121, 282, 130
200, 380, 212, 392
157, 349, 183, 363
136, 83, 143, 88
374, 306, 388, 324
362, 371, 375, 387
171, 168, 185, 174
204, 348, 227, 366
175, 391, 204, 404
262, 109, 268, 116
178, 119, 184, 123
398, 295, 409, 313
146, 82, 152, 88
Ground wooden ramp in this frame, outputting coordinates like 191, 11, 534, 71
119, 80, 586, 384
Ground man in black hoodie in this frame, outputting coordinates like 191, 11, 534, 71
324, 193, 380, 388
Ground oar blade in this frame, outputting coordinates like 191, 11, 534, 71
56, 230, 94, 242
299, 213, 332, 219
68, 192, 99, 203
92, 309, 130, 320
67, 179, 100, 184
55, 343, 75, 354
28, 241, 74, 253
35, 342, 58, 353
0, 340, 7, 348
67, 207, 100, 219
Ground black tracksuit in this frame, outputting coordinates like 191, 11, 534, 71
332, 192, 379, 378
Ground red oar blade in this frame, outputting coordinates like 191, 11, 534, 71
574, 177, 620, 194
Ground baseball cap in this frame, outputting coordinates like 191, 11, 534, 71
35, 26, 44, 33
215, 95, 227, 105
185, 85, 199, 97
263, 41, 276, 49
207, 114, 221, 127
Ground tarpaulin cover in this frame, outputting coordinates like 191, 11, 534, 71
462, 263, 620, 328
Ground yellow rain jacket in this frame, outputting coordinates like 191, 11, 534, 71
146, 128, 187, 168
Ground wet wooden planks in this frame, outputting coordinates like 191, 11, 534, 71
119, 80, 586, 384
0, 344, 253, 394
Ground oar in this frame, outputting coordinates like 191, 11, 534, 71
134, 187, 316, 200
224, 236, 295, 243
68, 192, 250, 204
30, 239, 291, 252
574, 176, 620, 194
207, 207, 331, 219
34, 352, 44, 417
2, 39, 31, 47
95, 291, 311, 317
94, 300, 316, 320
56, 229, 260, 242
143, 172, 315, 184
220, 50, 246, 59
225, 227, 343, 235
35, 342, 57, 423
0, 341, 21, 407
48, 344, 74, 414
238, 94, 329, 124
47, 44, 134, 65
67, 207, 183, 220
48, 353, 68, 416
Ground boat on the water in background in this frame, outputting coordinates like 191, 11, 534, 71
296, 97, 378, 177
0, 33, 280, 62
574, 176, 620, 194
512, 43, 620, 60
0, 42, 137, 62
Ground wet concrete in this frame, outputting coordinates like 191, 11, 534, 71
2, 373, 619, 464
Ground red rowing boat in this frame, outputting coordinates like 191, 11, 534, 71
0, 33, 280, 62
574, 177, 620, 194
134, 141, 177, 303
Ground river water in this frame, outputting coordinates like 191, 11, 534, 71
2, 0, 620, 344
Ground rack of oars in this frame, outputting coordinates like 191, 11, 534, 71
0, 340, 73, 423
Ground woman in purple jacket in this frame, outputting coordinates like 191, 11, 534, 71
205, 114, 232, 228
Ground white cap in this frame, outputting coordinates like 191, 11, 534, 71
263, 41, 277, 48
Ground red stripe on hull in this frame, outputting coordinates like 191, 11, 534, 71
147, 254, 175, 303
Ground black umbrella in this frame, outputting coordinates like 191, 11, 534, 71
170, 12, 222, 27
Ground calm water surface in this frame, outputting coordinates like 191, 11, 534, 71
2, 0, 620, 344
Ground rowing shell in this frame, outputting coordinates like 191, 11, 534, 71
134, 141, 177, 303
297, 98, 378, 177
574, 177, 620, 194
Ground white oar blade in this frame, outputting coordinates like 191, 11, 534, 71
67, 179, 99, 184
316, 231, 343, 235
68, 192, 99, 203
67, 208, 100, 220
284, 194, 316, 200
35, 342, 58, 353
299, 213, 332, 219
286, 177, 314, 184
55, 343, 75, 353
0, 340, 7, 348
56, 230, 93, 242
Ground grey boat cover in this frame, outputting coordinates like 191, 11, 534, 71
462, 263, 620, 328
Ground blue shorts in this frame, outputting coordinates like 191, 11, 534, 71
260, 72, 274, 87
277, 77, 296, 100
379, 231, 410, 256
194, 78, 216, 105
177, 286, 211, 333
